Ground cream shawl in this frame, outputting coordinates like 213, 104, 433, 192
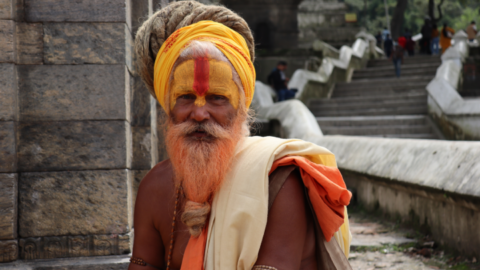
204, 136, 351, 270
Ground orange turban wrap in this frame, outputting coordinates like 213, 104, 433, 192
153, 20, 256, 113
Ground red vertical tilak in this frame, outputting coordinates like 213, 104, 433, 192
193, 57, 210, 96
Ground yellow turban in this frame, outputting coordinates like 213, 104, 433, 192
153, 20, 256, 113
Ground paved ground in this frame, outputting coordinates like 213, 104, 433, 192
347, 210, 479, 270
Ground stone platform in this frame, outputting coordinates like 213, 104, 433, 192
0, 255, 129, 270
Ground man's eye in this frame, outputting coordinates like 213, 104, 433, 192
211, 95, 227, 101
179, 94, 195, 100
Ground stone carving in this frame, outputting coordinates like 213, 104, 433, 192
19, 238, 41, 260
44, 236, 66, 259
93, 235, 116, 256
0, 240, 18, 263
18, 233, 130, 260
68, 236, 89, 257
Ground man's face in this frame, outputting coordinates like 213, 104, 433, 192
278, 64, 287, 71
165, 57, 246, 204
169, 58, 239, 139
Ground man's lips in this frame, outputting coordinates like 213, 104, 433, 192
189, 129, 210, 138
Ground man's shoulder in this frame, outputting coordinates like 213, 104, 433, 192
137, 159, 175, 198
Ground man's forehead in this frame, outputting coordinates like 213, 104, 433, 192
174, 59, 233, 77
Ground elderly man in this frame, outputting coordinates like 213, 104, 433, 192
130, 2, 352, 270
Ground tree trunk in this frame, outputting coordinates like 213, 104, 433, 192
428, 0, 444, 23
390, 0, 408, 39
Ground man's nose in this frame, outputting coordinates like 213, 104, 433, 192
190, 104, 210, 122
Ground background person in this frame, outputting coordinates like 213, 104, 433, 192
420, 18, 432, 54
431, 23, 440, 55
440, 23, 455, 54
383, 34, 393, 58
267, 61, 297, 101
466, 21, 478, 42
391, 40, 404, 78
405, 33, 416, 56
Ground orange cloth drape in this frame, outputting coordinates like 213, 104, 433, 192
180, 156, 351, 270
440, 27, 455, 54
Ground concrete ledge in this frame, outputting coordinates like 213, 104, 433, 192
306, 135, 480, 257
310, 135, 480, 198
426, 40, 480, 139
343, 170, 480, 257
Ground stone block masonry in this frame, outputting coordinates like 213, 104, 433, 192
43, 23, 128, 65
24, 0, 127, 23
0, 240, 18, 263
17, 121, 131, 172
0, 64, 17, 121
0, 20, 16, 63
18, 170, 132, 237
18, 65, 129, 122
16, 23, 43, 64
0, 174, 17, 240
0, 0, 161, 265
18, 233, 131, 260
0, 122, 17, 173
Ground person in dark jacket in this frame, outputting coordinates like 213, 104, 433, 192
267, 61, 296, 101
390, 40, 404, 78
420, 19, 432, 54
383, 34, 394, 58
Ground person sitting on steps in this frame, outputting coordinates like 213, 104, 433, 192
267, 61, 297, 102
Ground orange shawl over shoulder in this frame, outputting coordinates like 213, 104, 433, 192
181, 156, 351, 270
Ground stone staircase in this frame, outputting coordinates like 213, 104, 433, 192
309, 56, 443, 139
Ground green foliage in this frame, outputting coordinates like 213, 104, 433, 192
344, 0, 480, 35
453, 7, 480, 31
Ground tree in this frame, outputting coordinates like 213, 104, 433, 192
428, 0, 445, 23
391, 0, 408, 39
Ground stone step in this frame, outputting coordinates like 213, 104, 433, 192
316, 115, 429, 127
367, 133, 438, 139
310, 93, 427, 106
334, 76, 432, 90
367, 56, 441, 67
309, 96, 427, 111
352, 68, 437, 80
332, 89, 426, 99
311, 105, 428, 117
0, 255, 130, 269
358, 62, 440, 72
321, 124, 433, 136
332, 86, 428, 97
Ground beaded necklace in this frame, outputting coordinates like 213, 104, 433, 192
166, 186, 181, 270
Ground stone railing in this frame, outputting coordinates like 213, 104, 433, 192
251, 81, 323, 138
287, 36, 381, 104
426, 40, 480, 140
306, 135, 480, 259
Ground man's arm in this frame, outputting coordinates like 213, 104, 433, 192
255, 169, 314, 270
128, 170, 167, 270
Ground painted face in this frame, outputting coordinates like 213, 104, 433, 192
169, 58, 240, 111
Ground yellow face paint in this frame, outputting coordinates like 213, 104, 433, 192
169, 59, 240, 111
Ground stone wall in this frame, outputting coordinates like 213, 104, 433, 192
222, 0, 302, 49
298, 0, 363, 48
0, 0, 161, 265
